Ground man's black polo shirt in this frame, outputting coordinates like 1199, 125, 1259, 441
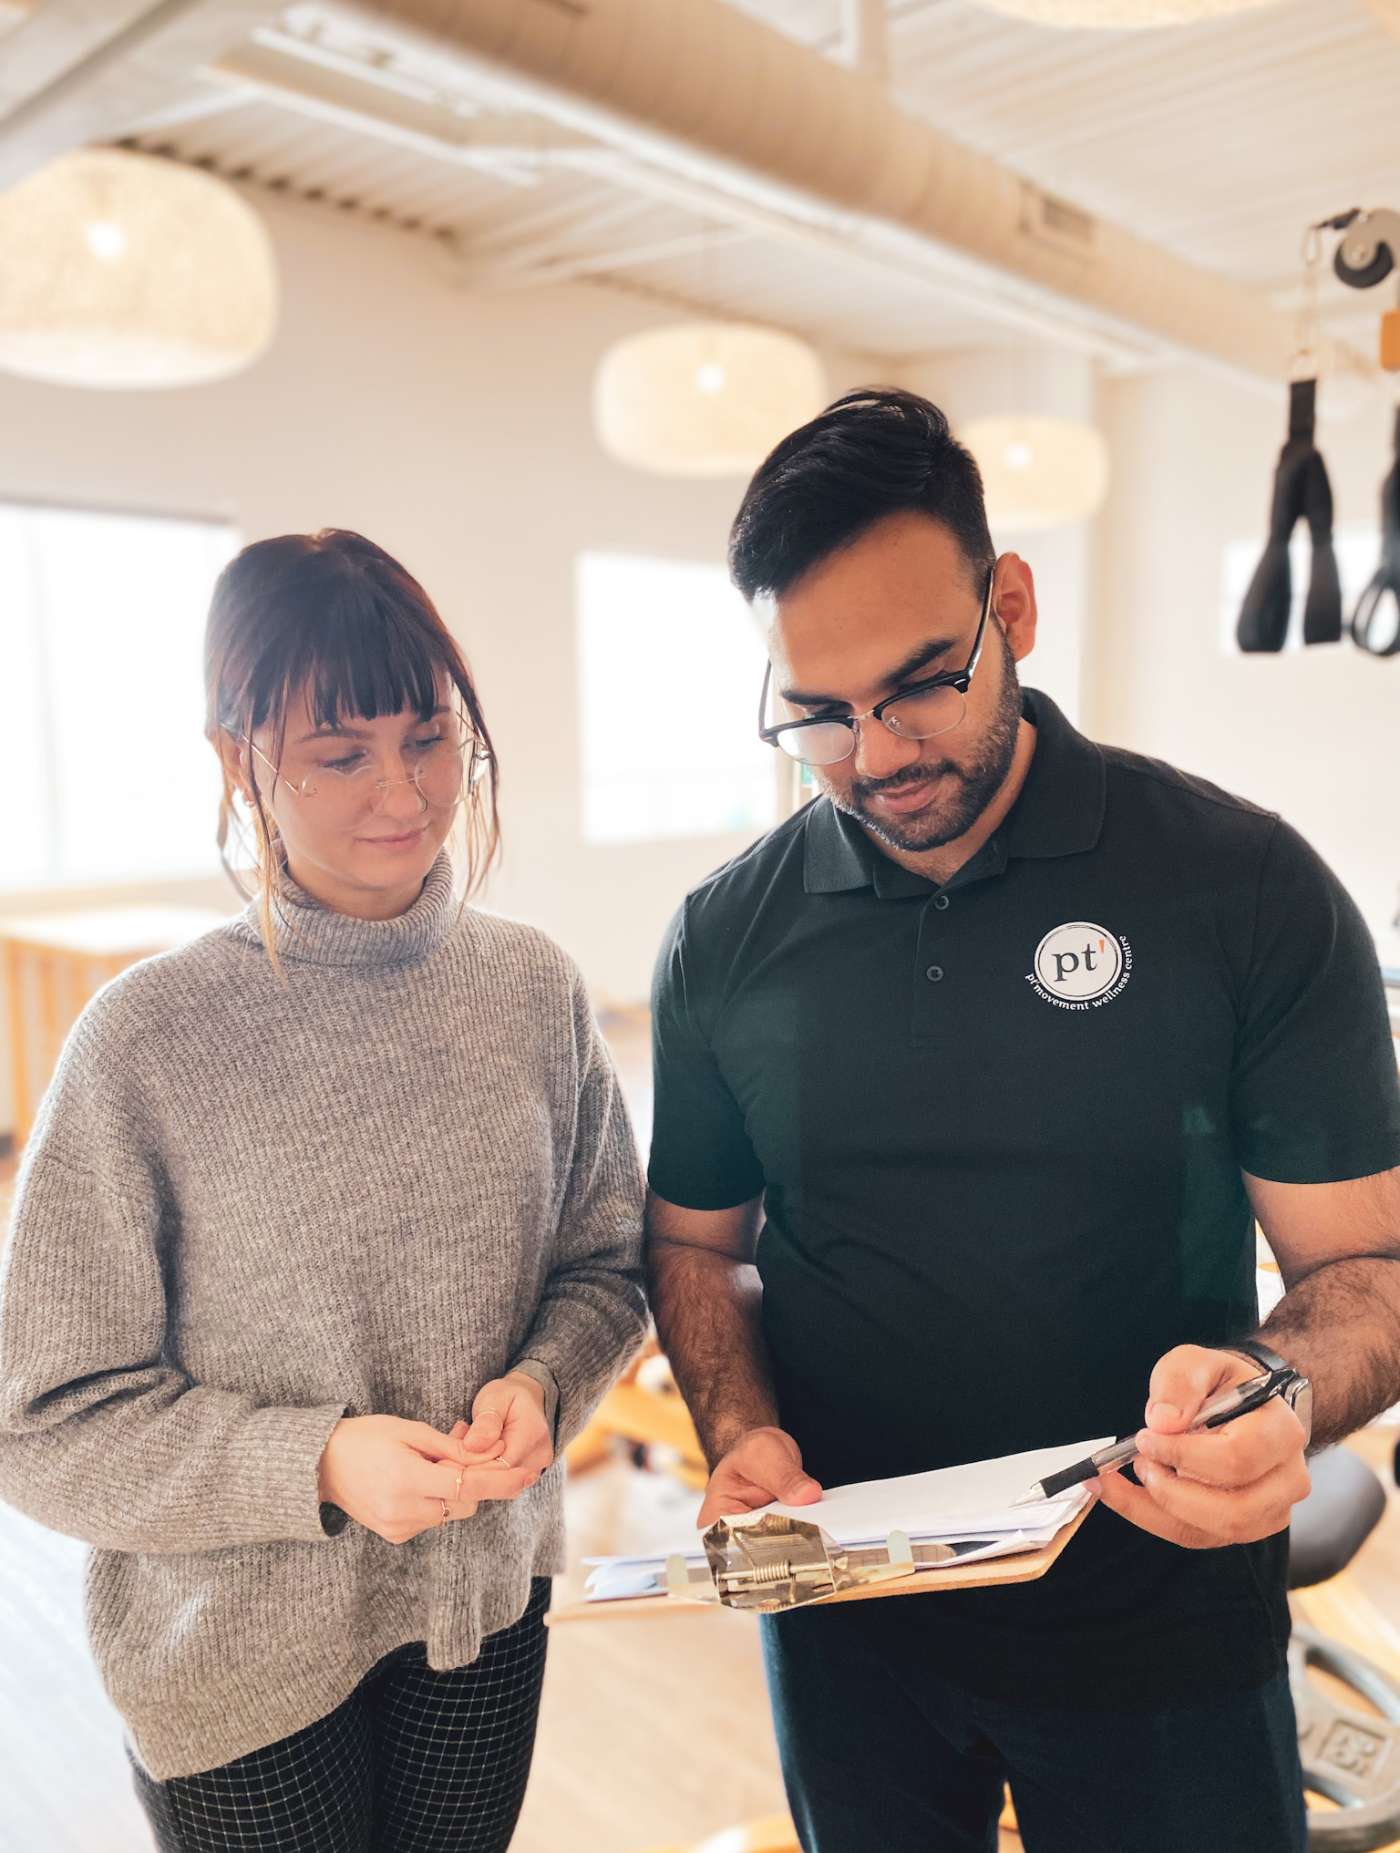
648, 686, 1400, 1708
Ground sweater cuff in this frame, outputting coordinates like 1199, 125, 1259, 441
225, 1402, 351, 1544
507, 1359, 561, 1449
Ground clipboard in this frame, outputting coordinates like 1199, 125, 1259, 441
548, 1494, 1093, 1625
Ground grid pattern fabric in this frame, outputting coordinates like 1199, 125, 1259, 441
126, 1579, 551, 1852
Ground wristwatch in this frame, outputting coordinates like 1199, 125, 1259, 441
1222, 1337, 1314, 1448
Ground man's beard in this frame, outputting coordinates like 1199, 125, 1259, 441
827, 639, 1024, 855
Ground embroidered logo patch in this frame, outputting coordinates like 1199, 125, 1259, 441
1027, 921, 1132, 1010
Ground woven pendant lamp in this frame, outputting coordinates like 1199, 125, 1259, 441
960, 416, 1110, 531
594, 321, 826, 477
0, 146, 277, 389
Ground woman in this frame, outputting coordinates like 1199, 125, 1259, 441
0, 528, 648, 1851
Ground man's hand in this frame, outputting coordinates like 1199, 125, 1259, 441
452, 1372, 555, 1479
696, 1426, 822, 1528
1094, 1344, 1310, 1549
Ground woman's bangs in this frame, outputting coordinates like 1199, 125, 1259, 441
265, 591, 460, 754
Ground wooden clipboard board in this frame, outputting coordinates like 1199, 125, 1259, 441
548, 1495, 1094, 1625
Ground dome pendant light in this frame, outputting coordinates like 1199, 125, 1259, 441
960, 416, 1110, 531
594, 321, 826, 477
0, 146, 278, 389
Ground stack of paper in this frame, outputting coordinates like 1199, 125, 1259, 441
584, 1435, 1114, 1604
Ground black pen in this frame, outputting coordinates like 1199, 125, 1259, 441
1009, 1367, 1304, 1507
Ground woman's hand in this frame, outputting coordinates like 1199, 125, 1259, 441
317, 1414, 533, 1545
456, 1371, 556, 1478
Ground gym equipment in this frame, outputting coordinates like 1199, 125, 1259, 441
1236, 378, 1340, 651
1350, 409, 1400, 658
1288, 1445, 1400, 1850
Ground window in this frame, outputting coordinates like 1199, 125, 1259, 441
1, 501, 239, 891
1220, 525, 1381, 653
577, 551, 778, 845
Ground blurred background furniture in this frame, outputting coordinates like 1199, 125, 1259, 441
1, 906, 230, 1152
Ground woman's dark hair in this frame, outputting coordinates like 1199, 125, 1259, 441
203, 528, 500, 978
728, 386, 996, 603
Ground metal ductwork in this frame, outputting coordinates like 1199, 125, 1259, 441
330, 0, 1296, 385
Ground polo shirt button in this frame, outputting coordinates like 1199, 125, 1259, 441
933, 894, 950, 911
925, 964, 945, 983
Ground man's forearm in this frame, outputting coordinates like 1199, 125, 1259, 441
1255, 1257, 1400, 1449
647, 1238, 780, 1467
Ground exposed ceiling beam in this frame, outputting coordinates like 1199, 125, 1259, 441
197, 42, 604, 184
838, 0, 888, 83
123, 79, 256, 132
0, 0, 156, 111
558, 148, 1159, 370
458, 222, 755, 292
447, 190, 645, 278
0, 0, 281, 189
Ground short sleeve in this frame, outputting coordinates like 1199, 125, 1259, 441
646, 901, 765, 1211
1230, 817, 1400, 1183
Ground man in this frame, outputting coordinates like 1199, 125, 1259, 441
645, 388, 1400, 1852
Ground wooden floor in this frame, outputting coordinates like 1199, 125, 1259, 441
1, 1017, 1397, 1851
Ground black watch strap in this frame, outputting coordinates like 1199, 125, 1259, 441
1224, 1337, 1291, 1377
1224, 1337, 1313, 1447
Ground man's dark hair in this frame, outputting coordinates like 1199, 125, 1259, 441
728, 386, 995, 603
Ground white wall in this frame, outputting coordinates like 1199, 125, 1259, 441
1087, 364, 1400, 947
898, 347, 1099, 729
0, 192, 876, 1134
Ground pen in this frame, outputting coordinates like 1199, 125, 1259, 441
1009, 1366, 1304, 1507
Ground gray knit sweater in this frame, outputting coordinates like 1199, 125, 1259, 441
0, 847, 647, 1780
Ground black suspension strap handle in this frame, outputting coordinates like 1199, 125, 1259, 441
1350, 408, 1400, 659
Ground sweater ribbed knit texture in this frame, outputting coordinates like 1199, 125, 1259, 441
0, 846, 647, 1779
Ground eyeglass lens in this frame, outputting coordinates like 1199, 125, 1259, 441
773, 685, 967, 766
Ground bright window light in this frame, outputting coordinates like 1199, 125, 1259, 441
1220, 527, 1380, 653
0, 501, 239, 891
577, 551, 778, 845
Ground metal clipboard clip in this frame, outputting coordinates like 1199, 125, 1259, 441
664, 1512, 950, 1613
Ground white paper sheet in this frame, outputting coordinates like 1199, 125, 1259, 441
582, 1436, 1113, 1588
734, 1435, 1114, 1546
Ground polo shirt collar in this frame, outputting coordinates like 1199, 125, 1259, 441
802, 687, 1106, 898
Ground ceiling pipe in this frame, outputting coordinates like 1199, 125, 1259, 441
326, 0, 1296, 387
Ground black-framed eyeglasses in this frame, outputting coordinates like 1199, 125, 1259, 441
757, 564, 996, 768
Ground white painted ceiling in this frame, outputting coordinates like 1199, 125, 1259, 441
1, 0, 1397, 364
730, 0, 1400, 295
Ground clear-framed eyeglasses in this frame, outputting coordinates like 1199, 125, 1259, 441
238, 714, 490, 816
757, 564, 996, 768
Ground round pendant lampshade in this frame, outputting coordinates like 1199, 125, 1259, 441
594, 322, 827, 476
971, 0, 1282, 24
960, 416, 1110, 531
1365, 0, 1400, 38
0, 146, 277, 389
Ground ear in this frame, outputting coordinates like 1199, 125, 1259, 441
993, 554, 1038, 663
210, 726, 251, 803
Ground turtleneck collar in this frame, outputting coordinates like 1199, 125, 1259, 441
231, 844, 462, 970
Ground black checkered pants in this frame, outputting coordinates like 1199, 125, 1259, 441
126, 1579, 551, 1852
